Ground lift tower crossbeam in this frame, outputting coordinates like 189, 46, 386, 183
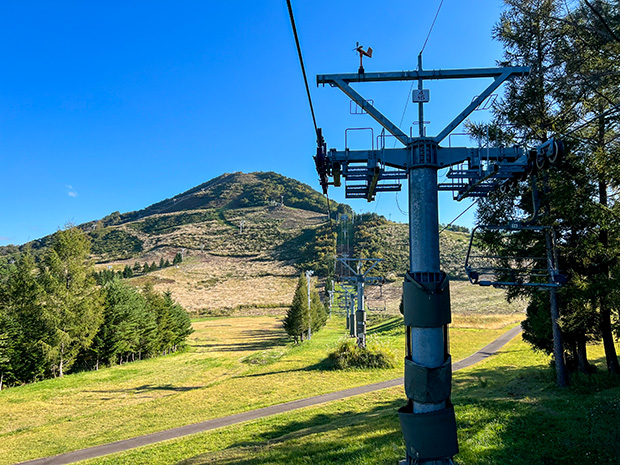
315, 61, 539, 464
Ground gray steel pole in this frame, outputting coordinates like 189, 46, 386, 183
400, 160, 455, 465
408, 167, 446, 413
306, 270, 313, 340
356, 279, 366, 347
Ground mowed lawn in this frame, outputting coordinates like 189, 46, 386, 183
79, 337, 620, 465
0, 307, 519, 464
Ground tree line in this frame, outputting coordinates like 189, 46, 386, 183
94, 252, 183, 285
472, 0, 620, 378
0, 227, 192, 390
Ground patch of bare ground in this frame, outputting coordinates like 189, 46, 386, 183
112, 252, 299, 314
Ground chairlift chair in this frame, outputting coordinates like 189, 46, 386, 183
465, 223, 566, 289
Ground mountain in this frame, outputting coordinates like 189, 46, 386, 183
100, 171, 348, 227
0, 171, 471, 315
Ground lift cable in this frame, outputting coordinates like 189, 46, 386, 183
420, 0, 445, 55
439, 200, 479, 235
555, 101, 620, 140
286, 0, 318, 137
286, 0, 334, 229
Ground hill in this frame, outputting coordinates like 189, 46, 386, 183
0, 172, 473, 315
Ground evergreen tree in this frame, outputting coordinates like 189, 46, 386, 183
0, 311, 16, 390
477, 0, 620, 376
143, 262, 149, 273
164, 292, 193, 351
283, 274, 308, 343
122, 265, 133, 279
173, 252, 183, 265
133, 261, 141, 273
38, 227, 104, 377
4, 250, 47, 383
310, 289, 328, 334
94, 280, 143, 366
159, 257, 165, 269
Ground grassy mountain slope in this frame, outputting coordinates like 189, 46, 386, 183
1, 171, 475, 315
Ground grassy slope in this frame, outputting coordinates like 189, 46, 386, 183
0, 292, 519, 464
80, 337, 620, 465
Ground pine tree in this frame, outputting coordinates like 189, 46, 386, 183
122, 265, 133, 279
310, 289, 328, 334
38, 227, 104, 377
4, 250, 47, 383
283, 274, 308, 343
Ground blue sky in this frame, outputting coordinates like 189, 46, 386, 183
1, 1, 508, 246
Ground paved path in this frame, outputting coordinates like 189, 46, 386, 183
21, 325, 522, 465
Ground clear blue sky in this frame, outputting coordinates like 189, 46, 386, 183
1, 1, 508, 246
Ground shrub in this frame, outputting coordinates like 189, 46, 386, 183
327, 337, 396, 369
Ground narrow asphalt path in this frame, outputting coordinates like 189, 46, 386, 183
20, 324, 522, 465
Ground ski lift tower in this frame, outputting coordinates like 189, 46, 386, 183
337, 257, 384, 348
315, 56, 564, 464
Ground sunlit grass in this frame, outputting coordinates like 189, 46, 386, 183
0, 310, 515, 464
80, 337, 620, 465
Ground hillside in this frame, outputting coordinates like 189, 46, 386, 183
0, 171, 474, 315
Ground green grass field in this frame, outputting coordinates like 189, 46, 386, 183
77, 338, 620, 465
1, 286, 618, 465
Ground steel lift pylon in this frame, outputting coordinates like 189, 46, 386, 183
314, 56, 562, 464
336, 257, 384, 348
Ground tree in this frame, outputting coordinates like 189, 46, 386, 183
93, 280, 143, 366
310, 288, 328, 334
165, 292, 193, 351
122, 265, 133, 279
38, 227, 104, 377
478, 0, 620, 378
3, 250, 48, 383
0, 311, 16, 390
283, 274, 308, 343
173, 252, 183, 265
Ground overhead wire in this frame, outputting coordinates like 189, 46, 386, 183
420, 0, 445, 55
286, 0, 318, 138
439, 200, 479, 235
391, 1, 447, 214
286, 0, 334, 229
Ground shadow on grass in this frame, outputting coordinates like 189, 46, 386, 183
194, 328, 289, 353
176, 399, 405, 465
183, 360, 619, 464
89, 383, 207, 395
367, 317, 402, 335
234, 358, 334, 379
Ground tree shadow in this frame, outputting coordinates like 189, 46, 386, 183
178, 361, 620, 464
89, 383, 206, 394
175, 399, 405, 465
195, 328, 289, 353
367, 317, 402, 335
234, 358, 334, 379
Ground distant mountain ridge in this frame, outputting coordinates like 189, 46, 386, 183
0, 172, 349, 260
98, 171, 348, 228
